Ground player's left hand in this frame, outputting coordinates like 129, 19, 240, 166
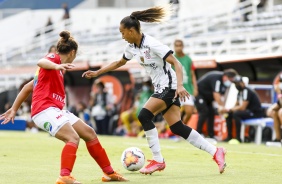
175, 85, 190, 102
0, 108, 16, 125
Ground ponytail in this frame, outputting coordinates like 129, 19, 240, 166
120, 5, 172, 33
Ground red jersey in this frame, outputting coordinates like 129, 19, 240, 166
31, 53, 65, 117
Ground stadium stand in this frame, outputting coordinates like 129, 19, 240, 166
0, 0, 280, 88
0, 0, 282, 140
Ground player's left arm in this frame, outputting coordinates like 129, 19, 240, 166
0, 80, 34, 124
166, 54, 190, 101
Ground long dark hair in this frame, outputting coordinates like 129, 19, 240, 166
56, 31, 78, 54
120, 5, 172, 33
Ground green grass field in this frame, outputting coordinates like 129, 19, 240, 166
0, 131, 281, 184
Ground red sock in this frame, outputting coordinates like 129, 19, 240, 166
86, 138, 114, 174
60, 142, 78, 176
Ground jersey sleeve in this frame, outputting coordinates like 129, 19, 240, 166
213, 80, 221, 93
123, 44, 133, 61
44, 53, 60, 64
150, 39, 173, 60
242, 89, 249, 101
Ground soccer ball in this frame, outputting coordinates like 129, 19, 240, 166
121, 147, 145, 171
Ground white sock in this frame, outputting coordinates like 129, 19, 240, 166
145, 128, 164, 162
187, 129, 217, 156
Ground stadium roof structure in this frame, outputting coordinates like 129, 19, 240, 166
0, 0, 83, 9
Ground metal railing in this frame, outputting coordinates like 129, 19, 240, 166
0, 0, 281, 66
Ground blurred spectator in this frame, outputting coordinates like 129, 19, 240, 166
48, 45, 57, 53
257, 0, 268, 12
173, 39, 197, 124
220, 76, 264, 142
90, 81, 114, 135
76, 101, 92, 128
62, 3, 70, 20
239, 0, 252, 21
266, 72, 282, 144
169, 0, 180, 18
45, 16, 54, 34
35, 17, 54, 37
62, 3, 71, 28
195, 69, 238, 138
120, 80, 154, 137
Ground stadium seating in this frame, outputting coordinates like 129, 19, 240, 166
240, 117, 275, 145
0, 1, 282, 138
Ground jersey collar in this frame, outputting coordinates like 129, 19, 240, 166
134, 33, 145, 48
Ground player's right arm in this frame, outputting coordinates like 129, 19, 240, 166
0, 80, 34, 124
37, 58, 75, 70
82, 58, 127, 79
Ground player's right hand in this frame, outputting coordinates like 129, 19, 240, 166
82, 70, 99, 79
0, 108, 16, 125
55, 63, 75, 71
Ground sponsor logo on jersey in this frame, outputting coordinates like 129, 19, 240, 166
56, 114, 63, 119
47, 53, 55, 58
139, 63, 158, 70
52, 93, 65, 102
144, 50, 151, 59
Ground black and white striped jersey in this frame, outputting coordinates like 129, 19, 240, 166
123, 33, 177, 93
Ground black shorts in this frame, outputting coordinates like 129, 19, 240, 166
151, 88, 181, 115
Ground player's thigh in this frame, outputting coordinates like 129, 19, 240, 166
163, 105, 181, 126
183, 104, 194, 114
143, 97, 167, 115
62, 110, 97, 141
72, 120, 97, 141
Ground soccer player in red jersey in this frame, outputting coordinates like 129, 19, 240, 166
0, 31, 127, 184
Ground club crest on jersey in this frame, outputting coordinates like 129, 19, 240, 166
140, 56, 144, 63
47, 53, 55, 58
144, 50, 151, 59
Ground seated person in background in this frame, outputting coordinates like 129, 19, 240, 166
120, 80, 153, 137
266, 73, 282, 143
120, 94, 142, 136
220, 76, 264, 142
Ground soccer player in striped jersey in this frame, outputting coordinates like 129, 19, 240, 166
83, 5, 227, 175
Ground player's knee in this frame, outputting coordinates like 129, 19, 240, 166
138, 108, 154, 122
69, 134, 80, 145
138, 108, 155, 131
170, 120, 192, 139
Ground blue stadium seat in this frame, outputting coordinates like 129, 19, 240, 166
240, 117, 274, 145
